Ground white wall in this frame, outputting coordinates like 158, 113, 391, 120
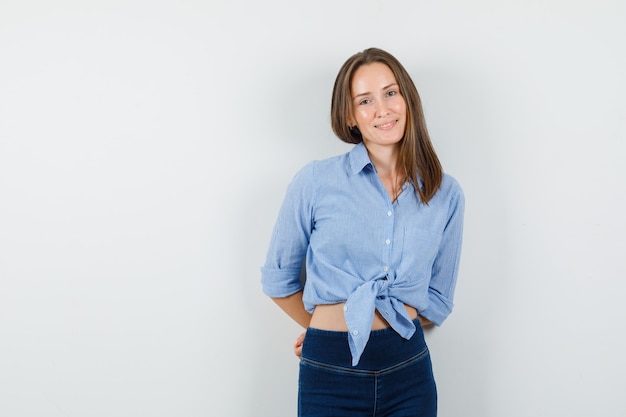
1, 1, 624, 416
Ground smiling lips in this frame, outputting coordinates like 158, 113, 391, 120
375, 120, 397, 130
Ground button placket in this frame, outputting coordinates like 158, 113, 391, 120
382, 206, 394, 278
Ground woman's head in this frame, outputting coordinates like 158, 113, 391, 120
331, 48, 420, 145
330, 47, 442, 203
341, 61, 408, 153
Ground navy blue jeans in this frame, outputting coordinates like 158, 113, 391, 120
299, 319, 437, 417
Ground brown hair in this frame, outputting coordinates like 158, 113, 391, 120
330, 47, 442, 203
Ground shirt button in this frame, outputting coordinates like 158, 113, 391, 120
387, 211, 392, 216
383, 266, 388, 272
385, 239, 391, 245
352, 330, 359, 336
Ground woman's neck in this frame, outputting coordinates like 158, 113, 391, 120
366, 143, 401, 177
365, 143, 405, 201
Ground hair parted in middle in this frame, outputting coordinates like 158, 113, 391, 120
330, 47, 442, 204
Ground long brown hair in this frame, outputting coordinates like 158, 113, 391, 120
330, 47, 442, 204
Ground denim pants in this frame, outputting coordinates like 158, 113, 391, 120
298, 319, 437, 417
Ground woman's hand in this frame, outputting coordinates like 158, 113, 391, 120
294, 331, 306, 358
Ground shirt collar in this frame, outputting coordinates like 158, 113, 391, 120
347, 142, 427, 193
348, 142, 373, 174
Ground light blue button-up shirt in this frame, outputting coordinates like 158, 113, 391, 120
261, 142, 464, 366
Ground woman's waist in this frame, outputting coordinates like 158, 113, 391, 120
310, 302, 418, 331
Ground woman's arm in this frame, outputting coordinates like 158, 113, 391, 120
272, 291, 311, 358
271, 291, 312, 329
418, 315, 434, 328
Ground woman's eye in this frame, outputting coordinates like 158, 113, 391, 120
387, 90, 397, 97
359, 99, 371, 105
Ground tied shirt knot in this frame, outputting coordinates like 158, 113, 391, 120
344, 276, 416, 366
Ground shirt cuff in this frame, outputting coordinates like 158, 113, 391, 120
419, 288, 454, 326
260, 267, 303, 297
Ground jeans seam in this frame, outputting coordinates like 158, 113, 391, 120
378, 346, 429, 376
373, 375, 378, 417
300, 346, 429, 377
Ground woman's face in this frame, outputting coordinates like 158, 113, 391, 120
348, 62, 406, 151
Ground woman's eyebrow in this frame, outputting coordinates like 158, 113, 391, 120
352, 83, 398, 99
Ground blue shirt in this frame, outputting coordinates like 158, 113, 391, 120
261, 142, 464, 365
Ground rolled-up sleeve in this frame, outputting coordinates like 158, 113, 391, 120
420, 182, 464, 326
261, 162, 316, 298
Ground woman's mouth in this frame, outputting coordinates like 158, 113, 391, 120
375, 120, 397, 130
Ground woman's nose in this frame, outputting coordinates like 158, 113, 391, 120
375, 101, 389, 117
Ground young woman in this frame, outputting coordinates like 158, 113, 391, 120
261, 47, 464, 417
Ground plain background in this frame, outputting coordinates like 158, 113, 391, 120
1, 1, 625, 416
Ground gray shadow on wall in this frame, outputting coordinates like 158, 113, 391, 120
237, 68, 337, 417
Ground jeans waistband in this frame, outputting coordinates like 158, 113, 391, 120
302, 318, 427, 371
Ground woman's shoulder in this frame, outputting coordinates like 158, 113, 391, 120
441, 172, 462, 191
294, 150, 351, 179
437, 172, 464, 203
